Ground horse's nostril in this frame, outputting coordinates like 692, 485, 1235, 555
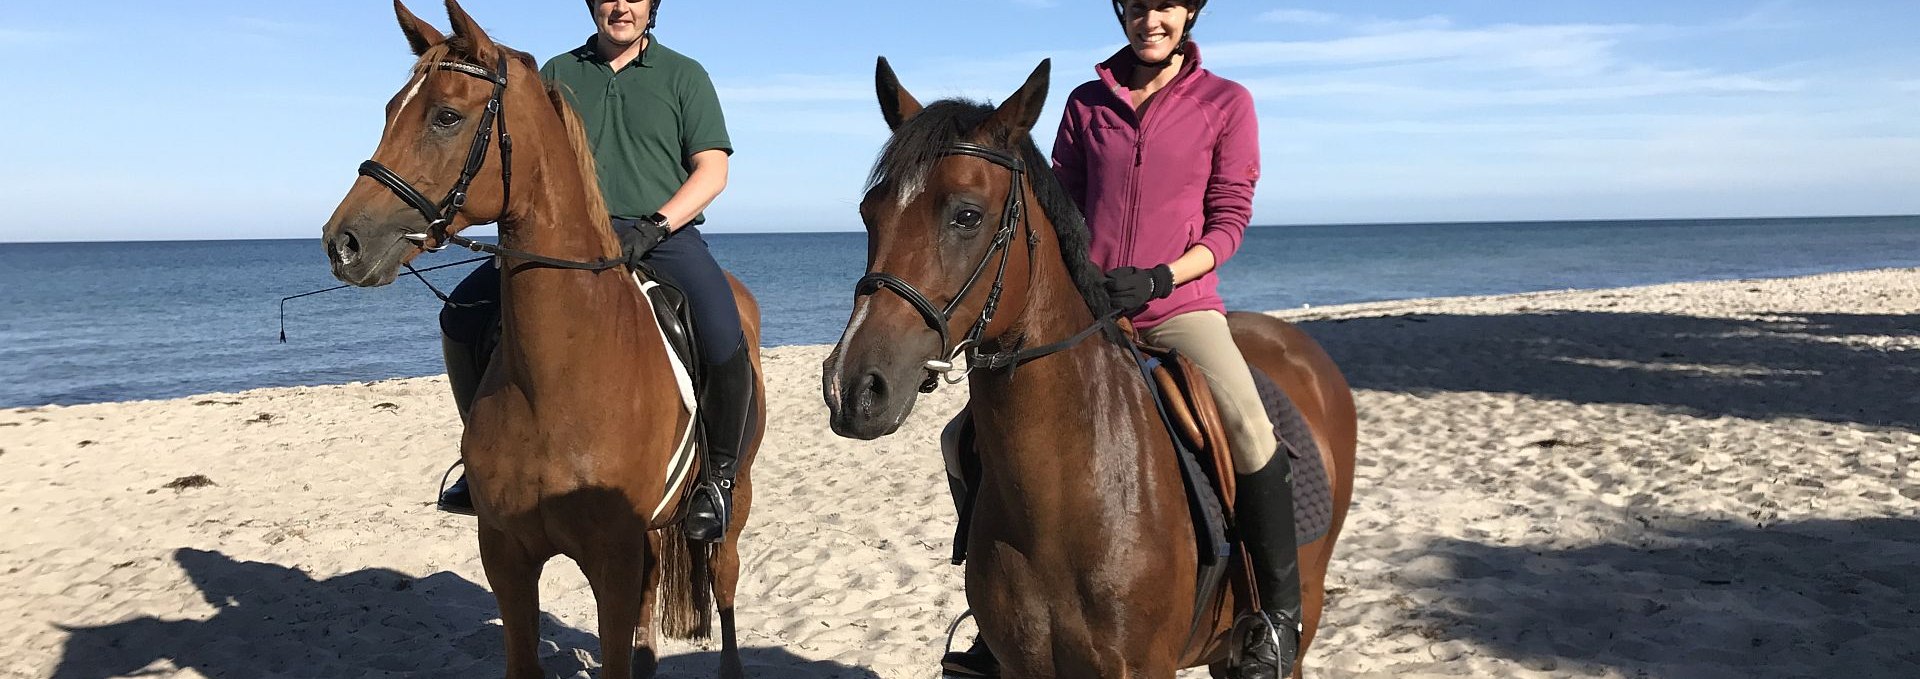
331, 231, 362, 265
855, 370, 888, 417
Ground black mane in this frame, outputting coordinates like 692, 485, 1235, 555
865, 100, 1112, 318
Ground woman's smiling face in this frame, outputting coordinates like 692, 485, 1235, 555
1120, 0, 1195, 63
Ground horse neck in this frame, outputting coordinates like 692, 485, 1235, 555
495, 105, 616, 268
492, 109, 644, 377
966, 215, 1166, 503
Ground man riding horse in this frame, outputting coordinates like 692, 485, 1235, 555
436, 0, 750, 544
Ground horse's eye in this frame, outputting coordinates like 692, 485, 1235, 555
433, 109, 463, 128
952, 208, 985, 230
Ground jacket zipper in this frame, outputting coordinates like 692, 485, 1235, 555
1127, 89, 1161, 266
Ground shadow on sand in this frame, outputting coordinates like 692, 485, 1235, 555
52, 548, 882, 678
1300, 310, 1920, 429
1391, 517, 1920, 678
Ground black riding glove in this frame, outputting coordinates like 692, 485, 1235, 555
617, 221, 668, 267
1103, 264, 1175, 314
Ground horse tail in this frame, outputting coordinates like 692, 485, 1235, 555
653, 524, 714, 639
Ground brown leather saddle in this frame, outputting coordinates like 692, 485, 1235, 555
1137, 342, 1241, 511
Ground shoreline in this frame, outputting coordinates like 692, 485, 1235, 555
4, 267, 1917, 678
8, 266, 1917, 413
2, 214, 1912, 246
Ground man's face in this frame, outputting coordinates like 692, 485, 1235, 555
592, 0, 652, 47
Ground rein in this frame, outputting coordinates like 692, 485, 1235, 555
355, 54, 622, 273
854, 141, 1120, 391
278, 254, 491, 343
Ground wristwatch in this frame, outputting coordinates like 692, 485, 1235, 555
644, 211, 673, 232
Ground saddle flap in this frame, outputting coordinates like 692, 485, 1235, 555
639, 269, 701, 382
1138, 342, 1239, 510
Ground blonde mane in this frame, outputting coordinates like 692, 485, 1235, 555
546, 84, 612, 233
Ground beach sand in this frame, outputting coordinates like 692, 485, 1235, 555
3, 268, 1916, 678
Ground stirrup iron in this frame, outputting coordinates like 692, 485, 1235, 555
1228, 610, 1300, 668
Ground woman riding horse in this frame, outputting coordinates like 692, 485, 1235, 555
941, 2, 1304, 677
825, 48, 1355, 678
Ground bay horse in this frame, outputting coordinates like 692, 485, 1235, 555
823, 58, 1357, 678
320, 2, 762, 677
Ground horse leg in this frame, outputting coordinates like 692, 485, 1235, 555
714, 530, 745, 678
479, 527, 546, 679
704, 466, 751, 679
583, 538, 648, 679
634, 533, 662, 678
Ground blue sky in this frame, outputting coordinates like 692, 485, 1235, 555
2, 0, 1916, 241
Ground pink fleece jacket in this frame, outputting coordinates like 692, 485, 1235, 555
1051, 43, 1261, 330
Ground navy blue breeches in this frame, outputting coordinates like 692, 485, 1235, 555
439, 223, 745, 364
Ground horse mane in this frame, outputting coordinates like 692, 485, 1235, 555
545, 86, 611, 232
865, 100, 1113, 317
414, 42, 611, 234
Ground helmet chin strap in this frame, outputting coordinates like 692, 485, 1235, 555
1128, 36, 1192, 70
1126, 12, 1199, 70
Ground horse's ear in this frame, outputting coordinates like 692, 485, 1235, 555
394, 0, 445, 56
875, 56, 923, 132
443, 0, 497, 61
985, 59, 1051, 138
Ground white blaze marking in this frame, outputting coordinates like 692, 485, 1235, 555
390, 72, 429, 127
826, 298, 875, 396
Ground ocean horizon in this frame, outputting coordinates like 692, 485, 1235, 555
2, 215, 1916, 407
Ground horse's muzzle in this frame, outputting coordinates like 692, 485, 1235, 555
829, 367, 899, 439
324, 219, 410, 288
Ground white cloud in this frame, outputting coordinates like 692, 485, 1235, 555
1726, 0, 1801, 31
1354, 15, 1456, 34
0, 28, 69, 45
1242, 69, 1801, 108
1259, 9, 1341, 26
1206, 23, 1643, 75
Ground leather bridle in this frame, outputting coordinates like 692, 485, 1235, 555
854, 142, 1121, 392
854, 142, 1033, 392
355, 54, 621, 272
358, 54, 513, 253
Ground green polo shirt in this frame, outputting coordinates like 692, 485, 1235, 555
541, 37, 732, 224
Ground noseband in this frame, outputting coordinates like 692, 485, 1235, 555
854, 142, 1037, 392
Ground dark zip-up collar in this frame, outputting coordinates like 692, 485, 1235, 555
1094, 41, 1205, 116
574, 34, 656, 71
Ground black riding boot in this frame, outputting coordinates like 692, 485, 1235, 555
938, 414, 999, 677
684, 342, 754, 543
940, 636, 999, 678
435, 333, 485, 516
1235, 456, 1304, 679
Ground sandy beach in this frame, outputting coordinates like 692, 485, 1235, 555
3, 268, 1917, 679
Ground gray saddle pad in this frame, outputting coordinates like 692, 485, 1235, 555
1250, 368, 1334, 547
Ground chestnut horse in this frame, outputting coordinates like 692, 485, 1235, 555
320, 3, 762, 678
823, 58, 1356, 678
